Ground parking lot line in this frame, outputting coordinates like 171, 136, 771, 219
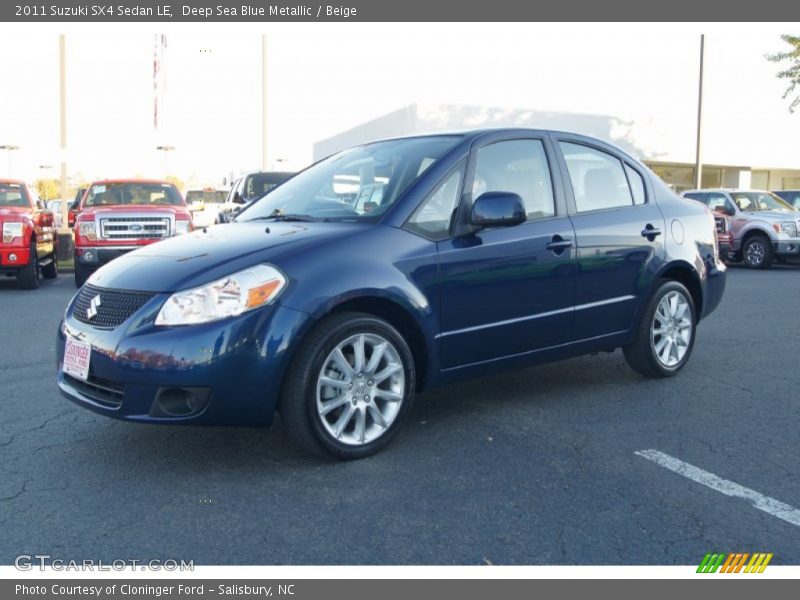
635, 449, 800, 528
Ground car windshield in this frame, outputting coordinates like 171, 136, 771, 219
729, 192, 794, 212
0, 183, 30, 207
186, 190, 227, 204
237, 136, 462, 222
83, 182, 184, 207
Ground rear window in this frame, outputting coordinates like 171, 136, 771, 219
0, 183, 30, 208
83, 182, 184, 208
186, 190, 227, 204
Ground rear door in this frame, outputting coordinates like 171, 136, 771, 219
552, 134, 666, 340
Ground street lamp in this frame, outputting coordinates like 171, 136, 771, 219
0, 144, 20, 177
156, 145, 175, 179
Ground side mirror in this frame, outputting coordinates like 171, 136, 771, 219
36, 200, 46, 210
470, 192, 527, 228
232, 192, 245, 205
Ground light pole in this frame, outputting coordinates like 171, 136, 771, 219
0, 144, 20, 177
156, 145, 175, 178
694, 34, 705, 190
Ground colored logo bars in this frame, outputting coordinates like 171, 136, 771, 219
697, 552, 773, 573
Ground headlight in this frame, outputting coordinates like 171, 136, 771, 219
2, 222, 23, 243
155, 264, 287, 326
77, 220, 98, 241
774, 221, 798, 237
174, 219, 192, 235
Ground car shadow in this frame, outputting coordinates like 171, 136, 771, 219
64, 351, 640, 471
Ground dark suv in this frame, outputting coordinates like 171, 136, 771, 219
216, 171, 294, 223
57, 130, 726, 459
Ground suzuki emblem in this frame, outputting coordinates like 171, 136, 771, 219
86, 295, 102, 320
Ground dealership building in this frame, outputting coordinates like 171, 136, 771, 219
313, 103, 800, 193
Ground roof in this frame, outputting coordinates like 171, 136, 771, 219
0, 178, 26, 185
87, 178, 174, 186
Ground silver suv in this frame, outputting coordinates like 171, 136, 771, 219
682, 189, 800, 269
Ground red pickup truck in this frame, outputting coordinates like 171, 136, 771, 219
73, 179, 192, 287
0, 179, 58, 289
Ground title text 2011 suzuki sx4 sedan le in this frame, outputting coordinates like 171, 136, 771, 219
57, 130, 726, 459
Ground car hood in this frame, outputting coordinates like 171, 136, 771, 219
0, 206, 31, 221
81, 205, 190, 217
742, 210, 798, 221
89, 221, 367, 293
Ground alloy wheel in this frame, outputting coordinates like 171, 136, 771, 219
316, 333, 405, 446
650, 291, 693, 368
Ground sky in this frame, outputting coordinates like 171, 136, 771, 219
1, 23, 799, 188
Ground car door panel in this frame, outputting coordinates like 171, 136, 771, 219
435, 134, 577, 370
552, 135, 666, 340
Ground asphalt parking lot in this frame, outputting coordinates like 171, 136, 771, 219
1, 265, 798, 566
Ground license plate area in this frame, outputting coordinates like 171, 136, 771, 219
63, 337, 91, 381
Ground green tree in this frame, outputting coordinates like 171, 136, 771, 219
767, 35, 800, 112
34, 178, 60, 202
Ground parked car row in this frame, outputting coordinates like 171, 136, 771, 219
681, 188, 800, 269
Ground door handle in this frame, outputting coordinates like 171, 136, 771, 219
641, 224, 662, 239
545, 235, 573, 253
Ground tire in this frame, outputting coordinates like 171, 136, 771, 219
624, 280, 696, 378
41, 253, 58, 279
742, 234, 773, 269
16, 239, 40, 290
279, 311, 416, 460
74, 263, 92, 288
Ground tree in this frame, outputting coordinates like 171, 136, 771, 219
767, 35, 800, 113
34, 179, 60, 202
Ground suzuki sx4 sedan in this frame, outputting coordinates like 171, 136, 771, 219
57, 130, 726, 459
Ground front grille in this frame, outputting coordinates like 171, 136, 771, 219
64, 372, 124, 408
73, 284, 155, 329
100, 216, 170, 240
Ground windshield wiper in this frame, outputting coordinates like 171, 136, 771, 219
242, 213, 318, 223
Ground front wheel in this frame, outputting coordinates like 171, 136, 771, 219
742, 235, 773, 269
279, 312, 416, 460
624, 280, 696, 378
74, 262, 93, 287
16, 240, 40, 290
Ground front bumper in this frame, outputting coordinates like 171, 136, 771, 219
773, 239, 800, 257
56, 296, 311, 427
0, 245, 31, 269
75, 245, 137, 267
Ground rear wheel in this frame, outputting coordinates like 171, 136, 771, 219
742, 234, 773, 269
279, 311, 416, 460
74, 262, 92, 287
16, 239, 40, 290
624, 280, 696, 378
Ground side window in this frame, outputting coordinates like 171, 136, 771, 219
706, 193, 732, 214
472, 139, 555, 220
683, 192, 707, 203
559, 142, 634, 212
624, 164, 646, 205
406, 167, 463, 241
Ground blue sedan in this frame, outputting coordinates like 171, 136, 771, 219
56, 129, 726, 459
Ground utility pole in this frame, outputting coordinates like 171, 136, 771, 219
261, 34, 268, 171
693, 34, 705, 190
59, 34, 69, 232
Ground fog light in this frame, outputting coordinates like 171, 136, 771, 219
83, 250, 94, 261
8, 253, 17, 262
151, 387, 211, 418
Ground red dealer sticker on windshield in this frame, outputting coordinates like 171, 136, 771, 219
63, 337, 91, 381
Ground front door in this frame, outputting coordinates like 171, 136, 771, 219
437, 135, 577, 369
